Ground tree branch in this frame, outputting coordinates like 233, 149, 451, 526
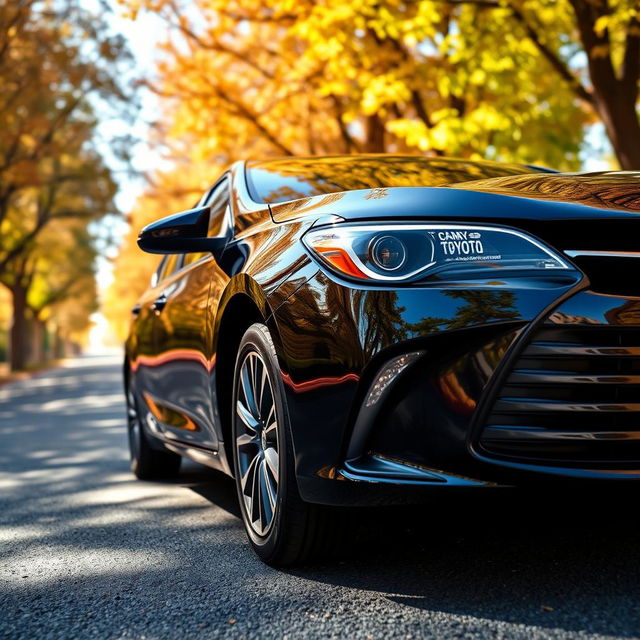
151, 80, 295, 155
165, 6, 276, 80
509, 2, 594, 105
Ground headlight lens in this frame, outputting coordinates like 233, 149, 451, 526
369, 235, 407, 271
302, 223, 571, 282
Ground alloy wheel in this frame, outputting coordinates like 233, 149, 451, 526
235, 351, 280, 537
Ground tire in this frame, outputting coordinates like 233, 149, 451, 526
232, 323, 334, 566
126, 380, 181, 480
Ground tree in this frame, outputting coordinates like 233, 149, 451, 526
127, 0, 640, 168
0, 143, 118, 370
0, 1, 133, 369
125, 0, 593, 169
454, 0, 640, 169
25, 222, 100, 363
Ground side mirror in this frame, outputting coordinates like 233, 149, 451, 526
137, 206, 229, 255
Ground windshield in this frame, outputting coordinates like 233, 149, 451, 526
246, 155, 538, 204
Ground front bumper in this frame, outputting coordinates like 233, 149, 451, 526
271, 271, 640, 506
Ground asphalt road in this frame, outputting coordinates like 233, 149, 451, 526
1, 354, 640, 640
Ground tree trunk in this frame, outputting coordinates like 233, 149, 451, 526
569, 0, 640, 169
43, 321, 52, 361
29, 317, 46, 366
364, 114, 385, 152
53, 325, 64, 359
9, 284, 28, 371
593, 92, 640, 170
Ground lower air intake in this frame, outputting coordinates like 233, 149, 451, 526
480, 324, 640, 468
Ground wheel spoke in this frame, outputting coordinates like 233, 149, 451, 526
241, 364, 259, 417
258, 459, 273, 529
258, 365, 267, 416
240, 453, 259, 496
236, 399, 259, 433
263, 446, 279, 484
250, 455, 262, 525
262, 459, 277, 511
236, 432, 257, 452
260, 382, 274, 425
263, 400, 275, 428
249, 355, 259, 413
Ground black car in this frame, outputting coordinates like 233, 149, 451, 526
125, 154, 640, 565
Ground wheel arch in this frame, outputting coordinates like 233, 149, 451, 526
214, 275, 280, 475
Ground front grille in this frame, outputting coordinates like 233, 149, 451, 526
503, 219, 640, 253
569, 255, 640, 297
480, 325, 640, 467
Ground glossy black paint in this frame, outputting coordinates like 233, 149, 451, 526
125, 155, 640, 506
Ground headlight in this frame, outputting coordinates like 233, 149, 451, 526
302, 223, 571, 283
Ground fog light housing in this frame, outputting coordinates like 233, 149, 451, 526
365, 351, 423, 407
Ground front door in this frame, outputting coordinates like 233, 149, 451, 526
147, 177, 232, 449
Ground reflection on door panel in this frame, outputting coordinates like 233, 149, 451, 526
143, 392, 200, 432
150, 256, 219, 448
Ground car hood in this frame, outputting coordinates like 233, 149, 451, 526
449, 170, 640, 211
269, 171, 640, 225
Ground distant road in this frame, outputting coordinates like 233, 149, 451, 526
1, 354, 640, 639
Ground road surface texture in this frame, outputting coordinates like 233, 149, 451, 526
1, 354, 640, 640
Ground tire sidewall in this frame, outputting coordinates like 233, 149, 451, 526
125, 374, 181, 479
126, 381, 143, 472
231, 324, 292, 557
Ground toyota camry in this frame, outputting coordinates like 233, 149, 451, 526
124, 155, 640, 565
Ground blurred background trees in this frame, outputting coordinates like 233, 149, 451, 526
107, 0, 638, 341
1, 0, 638, 368
0, 0, 132, 371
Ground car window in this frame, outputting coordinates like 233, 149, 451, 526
198, 186, 215, 208
183, 251, 208, 267
206, 176, 231, 238
150, 257, 165, 288
157, 254, 182, 282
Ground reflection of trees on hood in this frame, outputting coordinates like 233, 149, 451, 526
453, 173, 640, 213
446, 290, 519, 329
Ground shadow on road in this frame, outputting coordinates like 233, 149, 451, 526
3, 355, 640, 638
185, 461, 640, 637
295, 490, 640, 637
182, 466, 241, 519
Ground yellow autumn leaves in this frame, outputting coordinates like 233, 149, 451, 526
105, 0, 640, 336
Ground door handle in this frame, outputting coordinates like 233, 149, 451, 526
131, 304, 142, 316
151, 294, 167, 313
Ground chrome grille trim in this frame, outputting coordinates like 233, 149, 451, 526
565, 250, 640, 259
484, 427, 640, 441
480, 324, 640, 466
